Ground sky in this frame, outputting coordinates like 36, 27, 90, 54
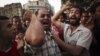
0, 0, 61, 13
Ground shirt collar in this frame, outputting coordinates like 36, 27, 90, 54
68, 24, 84, 34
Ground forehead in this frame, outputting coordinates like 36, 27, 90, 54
70, 8, 80, 12
38, 9, 49, 15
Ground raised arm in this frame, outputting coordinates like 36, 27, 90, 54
51, 2, 73, 28
25, 14, 45, 47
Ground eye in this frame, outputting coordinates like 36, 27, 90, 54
7, 23, 12, 28
41, 14, 45, 18
47, 14, 50, 18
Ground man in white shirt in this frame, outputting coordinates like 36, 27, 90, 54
51, 2, 92, 56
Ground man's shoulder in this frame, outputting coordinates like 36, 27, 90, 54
79, 24, 91, 33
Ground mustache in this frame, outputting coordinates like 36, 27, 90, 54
70, 19, 76, 21
70, 16, 76, 19
40, 20, 50, 24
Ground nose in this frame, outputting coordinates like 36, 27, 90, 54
71, 12, 76, 16
44, 15, 48, 20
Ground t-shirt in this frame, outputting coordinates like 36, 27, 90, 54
0, 41, 20, 56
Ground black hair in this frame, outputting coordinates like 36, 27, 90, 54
0, 16, 9, 30
35, 7, 51, 16
71, 5, 85, 15
0, 16, 9, 20
12, 16, 20, 20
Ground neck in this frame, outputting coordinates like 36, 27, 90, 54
70, 24, 79, 32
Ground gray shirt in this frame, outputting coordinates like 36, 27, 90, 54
61, 23, 92, 56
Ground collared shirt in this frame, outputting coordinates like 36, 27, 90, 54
24, 31, 61, 56
61, 23, 92, 56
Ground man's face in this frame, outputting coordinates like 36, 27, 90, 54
68, 8, 81, 26
81, 12, 93, 24
12, 18, 21, 28
0, 20, 16, 40
37, 9, 51, 31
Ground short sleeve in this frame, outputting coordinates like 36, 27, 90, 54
76, 30, 92, 50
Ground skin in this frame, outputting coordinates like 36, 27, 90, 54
12, 18, 21, 28
36, 8, 51, 31
68, 8, 81, 27
25, 14, 45, 47
81, 12, 94, 30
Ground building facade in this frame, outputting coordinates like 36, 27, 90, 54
23, 0, 54, 13
0, 3, 22, 19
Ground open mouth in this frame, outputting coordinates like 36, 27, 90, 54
43, 23, 49, 27
42, 22, 50, 29
42, 21, 49, 26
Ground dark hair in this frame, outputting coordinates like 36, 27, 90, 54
0, 16, 9, 20
12, 16, 20, 20
90, 2, 100, 14
35, 7, 51, 16
71, 5, 85, 15
0, 16, 9, 30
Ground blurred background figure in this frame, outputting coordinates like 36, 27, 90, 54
81, 11, 94, 30
11, 16, 25, 41
90, 2, 100, 56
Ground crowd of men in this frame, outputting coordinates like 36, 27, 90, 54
0, 1, 100, 56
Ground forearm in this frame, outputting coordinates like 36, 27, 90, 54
51, 8, 65, 23
51, 2, 73, 23
51, 8, 66, 28
25, 14, 45, 46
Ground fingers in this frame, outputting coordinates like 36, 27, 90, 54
65, 1, 73, 9
51, 30, 59, 37
61, 2, 73, 11
17, 33, 24, 40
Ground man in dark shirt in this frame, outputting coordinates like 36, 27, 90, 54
0, 16, 21, 56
